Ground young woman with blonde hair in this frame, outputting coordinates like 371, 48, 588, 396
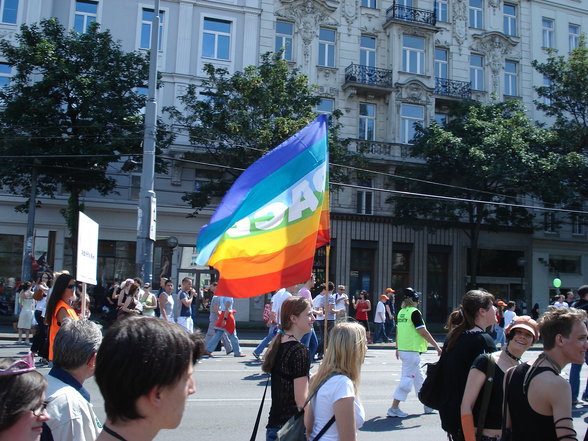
305, 321, 367, 441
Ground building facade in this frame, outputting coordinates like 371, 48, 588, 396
0, 0, 587, 323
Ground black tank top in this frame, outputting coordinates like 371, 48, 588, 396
506, 363, 558, 441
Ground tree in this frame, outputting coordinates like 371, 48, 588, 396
533, 38, 588, 153
392, 99, 584, 288
168, 52, 357, 213
0, 19, 170, 269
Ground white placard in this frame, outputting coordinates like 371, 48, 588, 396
76, 212, 99, 285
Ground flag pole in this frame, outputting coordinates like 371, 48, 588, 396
323, 244, 331, 355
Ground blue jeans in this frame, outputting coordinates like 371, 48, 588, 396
373, 322, 388, 343
254, 324, 277, 357
569, 350, 588, 400
266, 427, 279, 441
206, 329, 242, 356
494, 325, 506, 347
385, 319, 395, 341
301, 329, 318, 362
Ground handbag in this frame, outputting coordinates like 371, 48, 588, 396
418, 351, 445, 410
277, 374, 337, 441
214, 310, 236, 334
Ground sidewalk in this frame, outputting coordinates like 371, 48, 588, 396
0, 322, 543, 351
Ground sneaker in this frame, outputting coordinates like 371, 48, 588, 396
252, 352, 261, 361
387, 407, 408, 418
423, 405, 435, 414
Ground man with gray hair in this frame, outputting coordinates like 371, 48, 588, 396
41, 318, 103, 441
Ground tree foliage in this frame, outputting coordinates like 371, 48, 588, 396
0, 19, 171, 255
533, 38, 588, 153
168, 52, 357, 213
393, 99, 584, 287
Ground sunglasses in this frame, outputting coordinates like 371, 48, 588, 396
0, 352, 35, 376
67, 283, 76, 289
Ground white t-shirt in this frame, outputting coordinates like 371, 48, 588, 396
310, 375, 365, 441
271, 288, 292, 325
335, 293, 348, 317
553, 301, 569, 308
312, 294, 336, 321
374, 301, 386, 323
503, 309, 517, 327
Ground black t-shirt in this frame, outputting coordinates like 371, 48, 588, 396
411, 309, 424, 328
267, 341, 310, 429
471, 353, 505, 430
439, 331, 496, 436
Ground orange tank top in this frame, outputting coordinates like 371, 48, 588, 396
48, 299, 79, 360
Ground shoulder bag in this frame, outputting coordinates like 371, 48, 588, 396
476, 353, 496, 441
419, 349, 445, 410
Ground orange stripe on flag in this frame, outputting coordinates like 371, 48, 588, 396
213, 232, 318, 279
215, 257, 316, 298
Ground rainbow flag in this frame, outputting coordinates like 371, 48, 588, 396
195, 115, 330, 298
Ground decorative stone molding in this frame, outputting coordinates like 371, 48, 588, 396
276, 0, 339, 66
452, 0, 467, 55
472, 32, 518, 94
394, 79, 433, 105
341, 0, 358, 35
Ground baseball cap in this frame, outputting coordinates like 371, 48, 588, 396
380, 294, 389, 301
505, 315, 539, 343
497, 300, 507, 307
386, 288, 395, 294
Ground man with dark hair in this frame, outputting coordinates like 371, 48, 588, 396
505, 306, 588, 440
42, 318, 103, 441
177, 277, 195, 333
569, 285, 588, 404
94, 316, 204, 441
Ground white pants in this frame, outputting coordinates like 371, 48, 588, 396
393, 351, 424, 402
177, 316, 194, 333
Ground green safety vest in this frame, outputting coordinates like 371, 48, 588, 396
396, 306, 428, 353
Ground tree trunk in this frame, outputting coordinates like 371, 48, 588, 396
60, 190, 83, 275
467, 202, 485, 290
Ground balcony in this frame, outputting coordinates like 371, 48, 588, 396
343, 64, 393, 95
386, 3, 436, 26
434, 78, 471, 99
349, 139, 425, 163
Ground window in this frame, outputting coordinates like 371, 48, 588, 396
434, 113, 448, 127
360, 35, 376, 67
549, 255, 581, 274
542, 76, 552, 105
470, 54, 484, 91
400, 104, 424, 144
130, 175, 141, 199
469, 0, 483, 29
544, 212, 556, 233
503, 4, 517, 37
0, 63, 11, 87
360, 0, 376, 8
275, 21, 293, 61
202, 18, 231, 60
356, 180, 373, 215
572, 215, 584, 235
74, 0, 98, 34
504, 61, 517, 96
542, 18, 554, 48
397, 0, 413, 20
402, 35, 425, 75
434, 48, 448, 79
1, 0, 17, 24
569, 24, 580, 51
318, 28, 336, 67
317, 98, 334, 114
358, 103, 376, 141
140, 8, 165, 50
436, 0, 448, 22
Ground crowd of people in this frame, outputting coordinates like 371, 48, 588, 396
2, 268, 588, 441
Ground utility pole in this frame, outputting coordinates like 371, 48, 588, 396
136, 0, 160, 284
21, 165, 37, 283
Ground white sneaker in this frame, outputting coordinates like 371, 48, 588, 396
423, 405, 435, 414
387, 407, 408, 418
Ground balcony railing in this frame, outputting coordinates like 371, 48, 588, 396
386, 2, 436, 26
349, 139, 424, 162
344, 64, 393, 89
434, 77, 472, 99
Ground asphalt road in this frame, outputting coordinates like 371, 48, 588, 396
1, 343, 587, 440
